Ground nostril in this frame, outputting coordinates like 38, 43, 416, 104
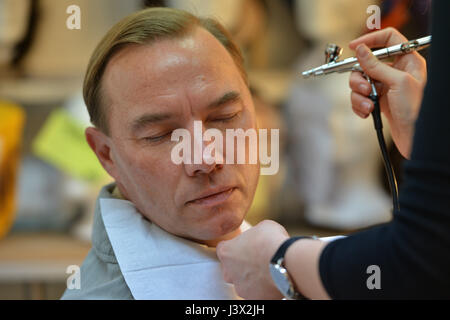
188, 162, 223, 177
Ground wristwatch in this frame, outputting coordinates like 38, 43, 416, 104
269, 236, 317, 300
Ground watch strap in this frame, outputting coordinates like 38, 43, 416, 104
270, 236, 315, 264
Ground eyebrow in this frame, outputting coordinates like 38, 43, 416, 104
207, 91, 241, 110
130, 91, 241, 132
131, 112, 173, 133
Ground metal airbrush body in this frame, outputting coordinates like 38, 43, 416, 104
302, 35, 431, 78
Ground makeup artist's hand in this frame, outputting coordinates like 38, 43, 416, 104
216, 220, 289, 299
349, 27, 427, 159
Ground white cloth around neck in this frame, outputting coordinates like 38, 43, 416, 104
99, 197, 248, 300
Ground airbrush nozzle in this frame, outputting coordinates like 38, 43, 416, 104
301, 70, 313, 78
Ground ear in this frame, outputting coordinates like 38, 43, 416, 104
85, 127, 119, 180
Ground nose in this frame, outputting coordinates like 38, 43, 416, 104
184, 121, 224, 177
184, 154, 224, 176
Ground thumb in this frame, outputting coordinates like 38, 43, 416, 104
215, 240, 227, 259
356, 44, 404, 87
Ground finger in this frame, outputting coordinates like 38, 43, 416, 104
350, 29, 427, 84
351, 91, 374, 118
350, 71, 388, 95
352, 105, 369, 119
215, 240, 227, 260
394, 50, 428, 83
349, 71, 372, 96
349, 27, 407, 50
222, 270, 232, 284
356, 44, 406, 87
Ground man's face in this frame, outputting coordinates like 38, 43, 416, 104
97, 27, 260, 243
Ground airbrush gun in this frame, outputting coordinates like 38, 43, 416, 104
301, 35, 432, 213
302, 35, 431, 78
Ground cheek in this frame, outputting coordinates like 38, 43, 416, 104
114, 145, 181, 204
241, 162, 260, 198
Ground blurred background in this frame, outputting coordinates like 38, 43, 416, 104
0, 0, 431, 299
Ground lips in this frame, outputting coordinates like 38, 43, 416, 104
186, 187, 236, 207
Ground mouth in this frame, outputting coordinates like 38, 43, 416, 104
186, 187, 236, 207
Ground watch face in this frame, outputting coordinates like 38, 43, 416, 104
269, 263, 292, 296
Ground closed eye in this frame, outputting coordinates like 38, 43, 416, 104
144, 131, 172, 143
212, 112, 240, 123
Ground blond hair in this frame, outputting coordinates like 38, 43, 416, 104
83, 7, 247, 134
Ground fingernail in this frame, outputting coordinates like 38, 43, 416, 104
361, 101, 371, 112
357, 44, 368, 58
359, 83, 369, 93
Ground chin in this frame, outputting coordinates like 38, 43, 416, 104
199, 206, 245, 241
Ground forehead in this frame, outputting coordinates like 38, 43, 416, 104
102, 27, 244, 124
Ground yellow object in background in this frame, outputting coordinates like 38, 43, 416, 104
33, 108, 108, 182
0, 102, 25, 239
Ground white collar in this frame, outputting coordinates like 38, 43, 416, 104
100, 197, 248, 299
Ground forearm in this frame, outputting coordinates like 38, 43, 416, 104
284, 239, 331, 299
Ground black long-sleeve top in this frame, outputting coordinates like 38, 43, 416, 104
319, 0, 450, 299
